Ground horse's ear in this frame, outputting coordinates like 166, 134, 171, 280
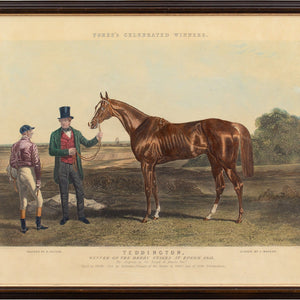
105, 91, 109, 99
100, 92, 104, 100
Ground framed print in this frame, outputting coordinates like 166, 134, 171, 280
1, 1, 300, 298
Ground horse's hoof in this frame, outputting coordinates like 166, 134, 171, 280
142, 218, 148, 223
204, 218, 210, 221
236, 219, 242, 224
153, 217, 159, 221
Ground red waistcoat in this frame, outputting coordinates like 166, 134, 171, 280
61, 131, 75, 164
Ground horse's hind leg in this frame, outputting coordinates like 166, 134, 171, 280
205, 155, 225, 221
224, 167, 244, 223
152, 169, 160, 220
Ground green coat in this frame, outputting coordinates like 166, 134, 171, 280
49, 127, 98, 184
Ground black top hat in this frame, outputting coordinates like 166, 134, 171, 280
58, 106, 74, 119
19, 125, 35, 134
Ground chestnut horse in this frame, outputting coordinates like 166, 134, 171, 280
89, 92, 254, 223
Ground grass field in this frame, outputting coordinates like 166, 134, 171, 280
0, 144, 299, 246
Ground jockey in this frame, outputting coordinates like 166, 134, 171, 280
10, 125, 48, 233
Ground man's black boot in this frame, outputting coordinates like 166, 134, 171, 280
79, 217, 90, 224
20, 219, 28, 234
60, 217, 69, 225
36, 216, 48, 230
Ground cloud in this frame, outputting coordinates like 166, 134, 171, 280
1, 40, 300, 143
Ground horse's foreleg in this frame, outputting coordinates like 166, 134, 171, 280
152, 169, 160, 220
224, 168, 244, 223
141, 162, 154, 223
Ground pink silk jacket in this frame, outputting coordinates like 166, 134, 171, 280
10, 136, 41, 183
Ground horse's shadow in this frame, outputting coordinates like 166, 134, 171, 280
95, 207, 236, 223
175, 213, 236, 223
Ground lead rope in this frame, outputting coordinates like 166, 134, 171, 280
72, 124, 102, 171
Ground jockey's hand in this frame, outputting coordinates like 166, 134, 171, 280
96, 131, 103, 141
69, 148, 76, 155
36, 180, 41, 190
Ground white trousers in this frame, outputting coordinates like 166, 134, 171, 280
17, 167, 43, 210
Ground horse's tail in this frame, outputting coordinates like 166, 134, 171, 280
233, 123, 254, 177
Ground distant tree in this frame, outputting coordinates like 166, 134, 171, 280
252, 108, 300, 164
115, 137, 120, 145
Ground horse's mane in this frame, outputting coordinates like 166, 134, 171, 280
111, 98, 149, 118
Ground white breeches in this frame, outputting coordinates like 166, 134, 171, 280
17, 167, 43, 210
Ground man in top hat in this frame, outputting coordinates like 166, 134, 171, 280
49, 106, 102, 225
10, 125, 48, 233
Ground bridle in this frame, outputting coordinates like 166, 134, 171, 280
74, 93, 113, 169
72, 99, 106, 169
95, 98, 113, 120
93, 91, 114, 123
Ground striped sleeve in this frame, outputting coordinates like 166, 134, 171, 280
9, 144, 18, 169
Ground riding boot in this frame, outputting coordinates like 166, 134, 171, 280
20, 219, 28, 234
35, 216, 48, 230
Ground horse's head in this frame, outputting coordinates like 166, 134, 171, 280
88, 92, 113, 129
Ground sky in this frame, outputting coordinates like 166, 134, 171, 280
1, 16, 300, 144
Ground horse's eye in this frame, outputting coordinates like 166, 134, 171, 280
101, 107, 104, 111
